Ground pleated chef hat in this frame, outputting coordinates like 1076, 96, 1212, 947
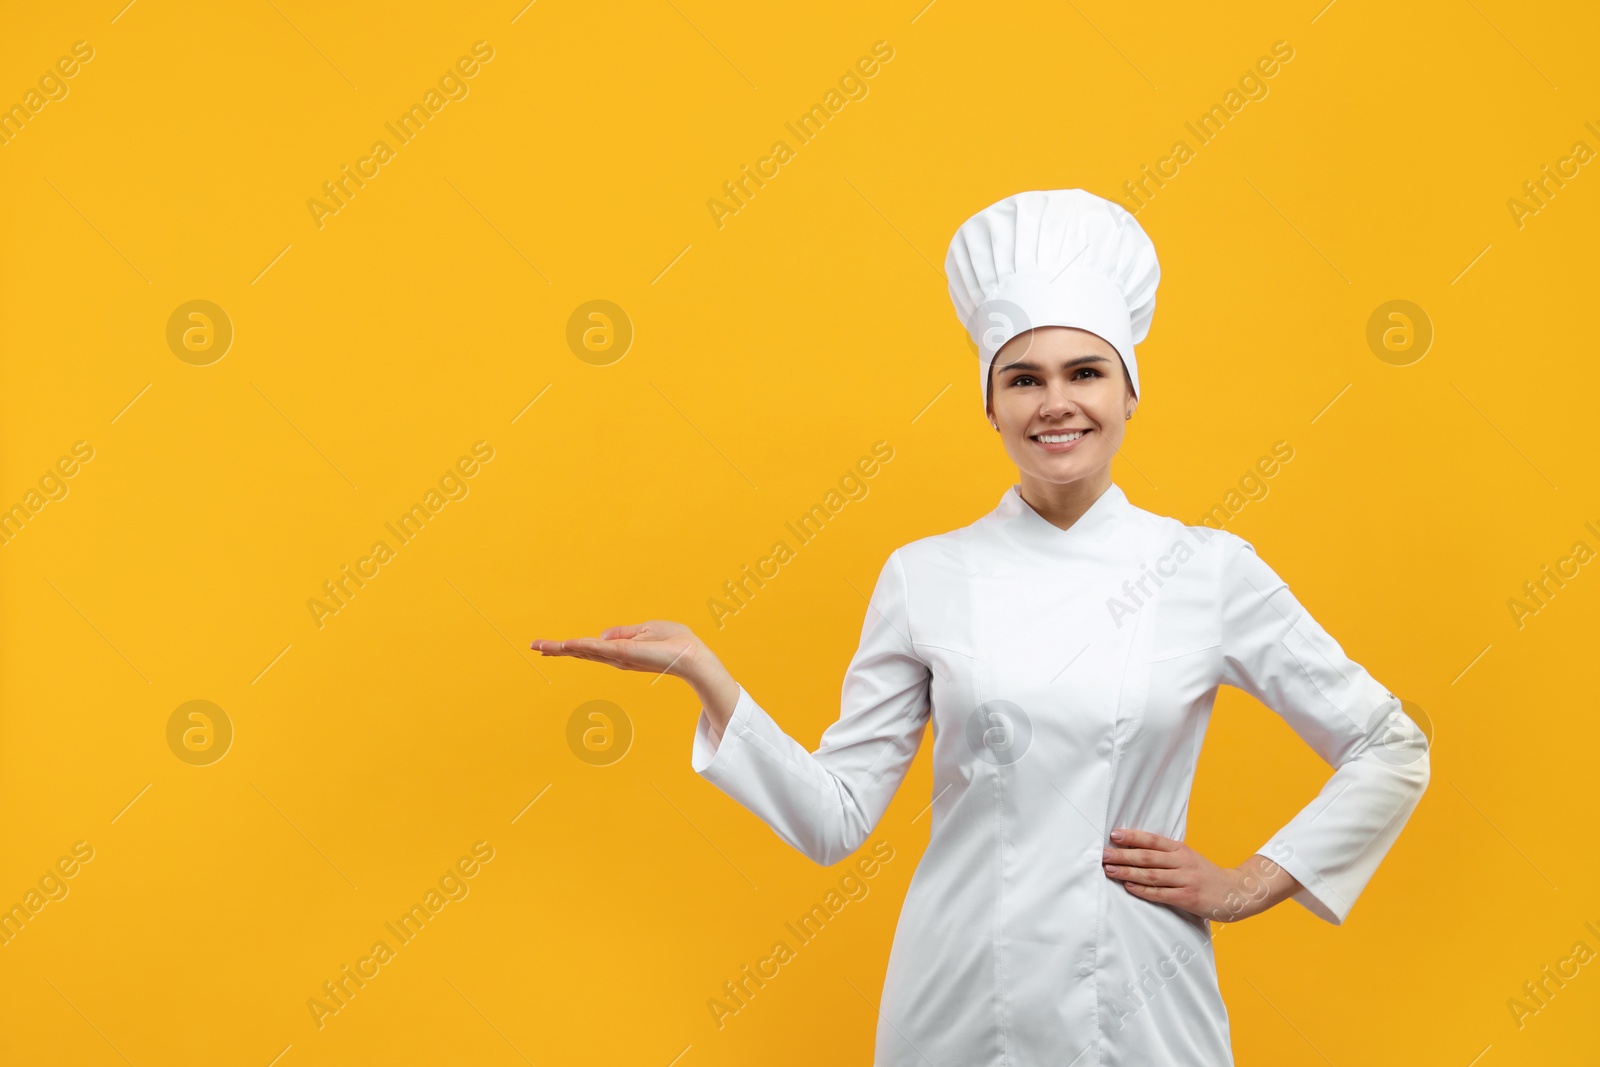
944, 189, 1160, 413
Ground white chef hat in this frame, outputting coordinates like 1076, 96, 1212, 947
944, 188, 1159, 413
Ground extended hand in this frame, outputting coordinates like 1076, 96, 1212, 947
1101, 828, 1301, 923
531, 621, 705, 680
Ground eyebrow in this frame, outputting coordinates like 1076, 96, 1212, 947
996, 355, 1112, 373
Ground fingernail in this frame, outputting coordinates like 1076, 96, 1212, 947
1102, 848, 1113, 858
1110, 829, 1124, 841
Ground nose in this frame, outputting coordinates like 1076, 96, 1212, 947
1041, 381, 1075, 417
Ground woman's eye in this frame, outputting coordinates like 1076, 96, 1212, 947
1009, 370, 1102, 386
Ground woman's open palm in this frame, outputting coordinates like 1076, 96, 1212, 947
532, 621, 701, 678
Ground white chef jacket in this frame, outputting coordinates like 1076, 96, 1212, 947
691, 481, 1430, 1066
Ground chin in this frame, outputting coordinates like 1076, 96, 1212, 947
1025, 459, 1090, 480
1026, 446, 1106, 475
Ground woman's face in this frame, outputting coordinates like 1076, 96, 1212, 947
987, 326, 1137, 489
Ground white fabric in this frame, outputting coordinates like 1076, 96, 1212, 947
945, 189, 1160, 409
691, 482, 1429, 1065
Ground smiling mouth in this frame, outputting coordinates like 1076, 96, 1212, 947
1031, 430, 1090, 443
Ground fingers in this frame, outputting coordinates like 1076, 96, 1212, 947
530, 636, 664, 673
529, 638, 617, 663
1103, 846, 1182, 869
1109, 828, 1177, 851
1104, 828, 1186, 890
1118, 881, 1178, 904
533, 622, 690, 652
531, 631, 638, 653
528, 631, 690, 675
530, 638, 602, 653
536, 637, 613, 655
1103, 862, 1183, 887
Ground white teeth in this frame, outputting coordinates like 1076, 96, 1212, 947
1035, 431, 1085, 443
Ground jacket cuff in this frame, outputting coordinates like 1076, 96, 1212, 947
690, 683, 755, 780
1260, 839, 1351, 925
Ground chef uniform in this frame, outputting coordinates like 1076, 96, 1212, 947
689, 189, 1431, 1066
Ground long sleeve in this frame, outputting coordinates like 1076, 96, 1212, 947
689, 549, 933, 866
1216, 532, 1430, 925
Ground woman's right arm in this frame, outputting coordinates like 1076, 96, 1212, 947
680, 549, 933, 866
535, 550, 933, 867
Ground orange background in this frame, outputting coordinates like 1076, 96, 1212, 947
1, 1, 1596, 1063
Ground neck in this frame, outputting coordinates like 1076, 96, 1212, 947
1017, 467, 1114, 532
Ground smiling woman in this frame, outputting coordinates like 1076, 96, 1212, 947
985, 330, 1138, 519
532, 187, 1429, 1067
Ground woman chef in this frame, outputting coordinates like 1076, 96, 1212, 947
532, 188, 1431, 1066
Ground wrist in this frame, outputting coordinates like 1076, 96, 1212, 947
683, 646, 740, 735
676, 639, 720, 686
1205, 863, 1262, 924
680, 640, 734, 696
1222, 854, 1299, 922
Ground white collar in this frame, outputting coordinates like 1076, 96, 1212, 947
990, 481, 1129, 556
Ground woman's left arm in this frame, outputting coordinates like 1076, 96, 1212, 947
1104, 530, 1431, 925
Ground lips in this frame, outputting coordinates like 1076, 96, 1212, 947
1030, 428, 1092, 452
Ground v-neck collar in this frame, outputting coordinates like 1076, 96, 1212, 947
989, 480, 1129, 556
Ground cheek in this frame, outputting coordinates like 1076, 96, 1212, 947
1081, 411, 1119, 449
990, 391, 1021, 429
1096, 408, 1125, 439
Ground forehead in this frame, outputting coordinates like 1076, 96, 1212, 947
994, 325, 1118, 366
